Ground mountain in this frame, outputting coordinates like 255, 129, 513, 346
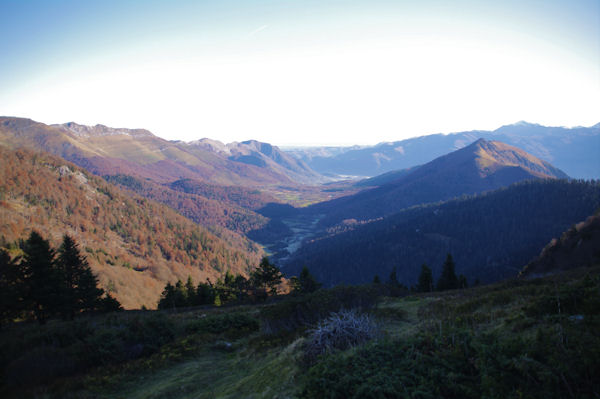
0, 117, 323, 187
0, 145, 263, 309
191, 139, 325, 184
520, 212, 600, 278
309, 139, 568, 228
284, 180, 600, 287
287, 122, 600, 179
103, 174, 270, 234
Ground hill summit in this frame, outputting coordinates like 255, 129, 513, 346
312, 138, 569, 227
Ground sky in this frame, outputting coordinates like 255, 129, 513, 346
0, 0, 598, 146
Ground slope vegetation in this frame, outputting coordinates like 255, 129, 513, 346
310, 138, 568, 228
521, 212, 600, 278
285, 180, 600, 287
0, 146, 263, 308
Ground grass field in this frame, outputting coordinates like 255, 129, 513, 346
2, 266, 599, 398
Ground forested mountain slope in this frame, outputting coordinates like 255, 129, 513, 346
0, 146, 263, 309
521, 212, 600, 278
104, 175, 271, 234
285, 180, 600, 287
309, 139, 567, 228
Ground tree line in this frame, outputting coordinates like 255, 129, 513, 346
158, 259, 321, 309
0, 231, 121, 325
413, 253, 469, 292
374, 253, 469, 293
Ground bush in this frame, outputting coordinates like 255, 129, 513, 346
185, 312, 259, 336
260, 285, 381, 334
303, 309, 378, 365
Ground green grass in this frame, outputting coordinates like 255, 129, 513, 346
2, 267, 599, 398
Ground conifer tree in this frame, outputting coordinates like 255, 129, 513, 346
436, 254, 459, 291
196, 278, 216, 305
250, 257, 282, 297
56, 235, 104, 318
0, 249, 23, 325
158, 282, 176, 309
173, 280, 188, 307
387, 267, 400, 287
458, 274, 468, 289
293, 266, 321, 294
20, 231, 61, 324
185, 276, 197, 305
416, 264, 434, 292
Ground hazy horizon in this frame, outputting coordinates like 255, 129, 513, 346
1, 0, 598, 146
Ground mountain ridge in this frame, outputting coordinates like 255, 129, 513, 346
287, 122, 600, 179
308, 138, 568, 228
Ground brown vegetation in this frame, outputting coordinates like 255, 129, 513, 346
0, 146, 263, 309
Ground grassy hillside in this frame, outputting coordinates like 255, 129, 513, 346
1, 266, 598, 398
0, 117, 319, 187
0, 146, 263, 309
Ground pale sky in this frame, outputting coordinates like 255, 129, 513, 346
1, 0, 598, 146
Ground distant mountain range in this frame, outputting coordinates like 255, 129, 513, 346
2, 115, 597, 296
286, 122, 600, 179
306, 138, 568, 228
0, 117, 322, 186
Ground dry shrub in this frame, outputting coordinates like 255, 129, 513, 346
303, 309, 378, 364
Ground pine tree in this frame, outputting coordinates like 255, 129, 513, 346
294, 266, 321, 294
158, 282, 176, 309
387, 267, 400, 287
416, 264, 434, 293
250, 257, 283, 297
173, 280, 188, 307
56, 235, 104, 319
185, 276, 197, 305
196, 279, 216, 305
0, 249, 24, 325
20, 231, 61, 324
458, 274, 468, 289
98, 292, 123, 312
436, 254, 459, 291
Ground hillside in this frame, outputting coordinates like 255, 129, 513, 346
288, 121, 600, 179
2, 267, 598, 398
0, 117, 322, 188
0, 146, 263, 309
308, 139, 568, 228
104, 175, 271, 234
284, 180, 600, 287
520, 212, 600, 278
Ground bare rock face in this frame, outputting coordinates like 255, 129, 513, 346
56, 122, 154, 138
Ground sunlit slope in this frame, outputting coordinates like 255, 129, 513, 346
311, 139, 568, 227
0, 146, 263, 309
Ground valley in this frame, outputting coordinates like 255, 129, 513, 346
2, 2, 599, 397
2, 117, 599, 306
1, 117, 599, 398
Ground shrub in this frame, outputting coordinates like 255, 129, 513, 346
185, 312, 259, 336
260, 285, 381, 334
303, 309, 378, 365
